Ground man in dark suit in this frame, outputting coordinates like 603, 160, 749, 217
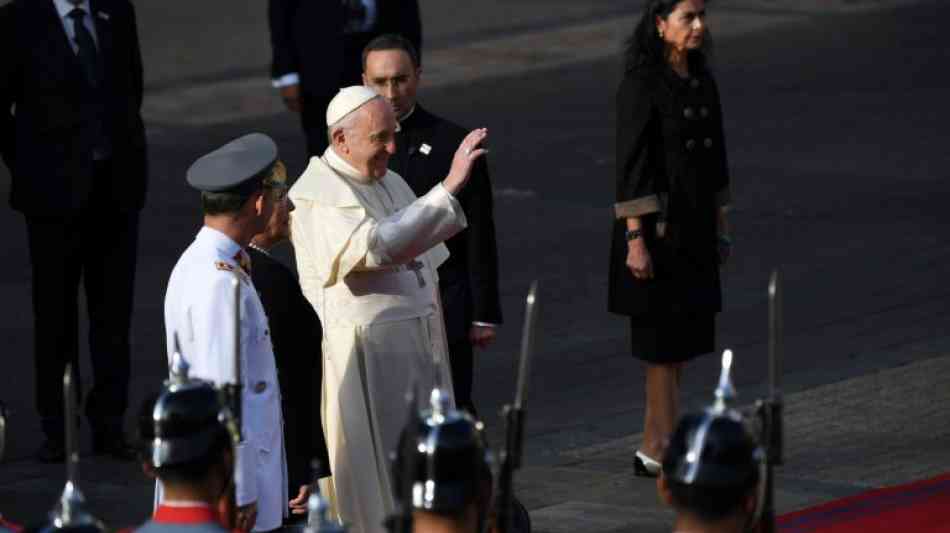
0, 0, 147, 462
268, 0, 344, 157
247, 179, 330, 511
363, 34, 502, 414
268, 0, 421, 157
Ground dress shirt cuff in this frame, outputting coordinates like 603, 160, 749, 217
234, 441, 258, 506
614, 195, 660, 219
272, 73, 300, 88
472, 322, 498, 328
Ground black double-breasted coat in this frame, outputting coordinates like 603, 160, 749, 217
608, 57, 731, 317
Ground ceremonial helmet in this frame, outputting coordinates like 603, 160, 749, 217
392, 388, 493, 515
662, 351, 765, 515
149, 348, 238, 469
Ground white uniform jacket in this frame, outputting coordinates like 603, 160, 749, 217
163, 226, 288, 532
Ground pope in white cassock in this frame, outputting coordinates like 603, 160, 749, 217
288, 86, 490, 533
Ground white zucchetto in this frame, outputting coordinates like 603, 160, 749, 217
326, 86, 380, 127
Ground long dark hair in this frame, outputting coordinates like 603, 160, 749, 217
623, 0, 713, 72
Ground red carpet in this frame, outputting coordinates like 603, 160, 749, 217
778, 473, 950, 533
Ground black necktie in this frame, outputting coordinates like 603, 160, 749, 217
68, 8, 101, 87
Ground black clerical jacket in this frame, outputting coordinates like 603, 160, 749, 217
389, 106, 503, 343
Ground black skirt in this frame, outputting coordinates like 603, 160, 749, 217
629, 312, 715, 364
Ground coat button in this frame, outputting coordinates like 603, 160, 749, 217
703, 138, 713, 148
254, 381, 267, 393
685, 139, 696, 151
683, 107, 695, 119
700, 107, 709, 118
690, 78, 700, 89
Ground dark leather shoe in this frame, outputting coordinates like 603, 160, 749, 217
92, 435, 137, 461
36, 439, 66, 463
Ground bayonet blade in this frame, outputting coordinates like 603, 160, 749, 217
514, 281, 538, 410
768, 270, 783, 396
64, 363, 78, 484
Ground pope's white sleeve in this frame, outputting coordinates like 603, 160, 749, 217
365, 183, 467, 267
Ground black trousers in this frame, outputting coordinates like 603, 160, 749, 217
25, 162, 139, 442
449, 338, 475, 416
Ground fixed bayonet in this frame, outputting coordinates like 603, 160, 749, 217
48, 364, 106, 530
755, 269, 785, 533
496, 281, 538, 533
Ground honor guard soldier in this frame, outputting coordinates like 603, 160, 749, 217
390, 388, 493, 533
658, 351, 766, 533
133, 354, 238, 533
163, 133, 293, 532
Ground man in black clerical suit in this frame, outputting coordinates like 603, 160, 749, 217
247, 180, 330, 509
363, 34, 503, 414
268, 0, 421, 156
0, 0, 147, 463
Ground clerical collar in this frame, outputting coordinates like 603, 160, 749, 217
398, 105, 417, 123
324, 146, 379, 184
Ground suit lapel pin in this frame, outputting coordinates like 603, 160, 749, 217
419, 143, 432, 155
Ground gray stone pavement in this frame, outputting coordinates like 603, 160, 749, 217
2, 0, 950, 529
524, 353, 950, 533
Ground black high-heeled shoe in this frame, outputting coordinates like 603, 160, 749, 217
634, 450, 660, 478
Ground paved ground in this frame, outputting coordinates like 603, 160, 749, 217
1, 0, 949, 529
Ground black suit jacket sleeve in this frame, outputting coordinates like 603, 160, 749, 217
129, 2, 144, 111
268, 0, 301, 79
459, 157, 503, 325
0, 3, 17, 169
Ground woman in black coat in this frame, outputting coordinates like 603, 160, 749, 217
608, 0, 733, 477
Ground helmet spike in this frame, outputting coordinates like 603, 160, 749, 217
712, 349, 736, 414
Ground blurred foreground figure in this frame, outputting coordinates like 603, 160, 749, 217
389, 389, 492, 533
659, 352, 765, 533
288, 86, 489, 533
0, 0, 147, 463
164, 134, 291, 532
132, 359, 236, 533
364, 34, 503, 415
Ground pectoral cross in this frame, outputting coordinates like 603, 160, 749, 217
407, 259, 426, 288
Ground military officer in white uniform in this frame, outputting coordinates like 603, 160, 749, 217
163, 133, 296, 532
